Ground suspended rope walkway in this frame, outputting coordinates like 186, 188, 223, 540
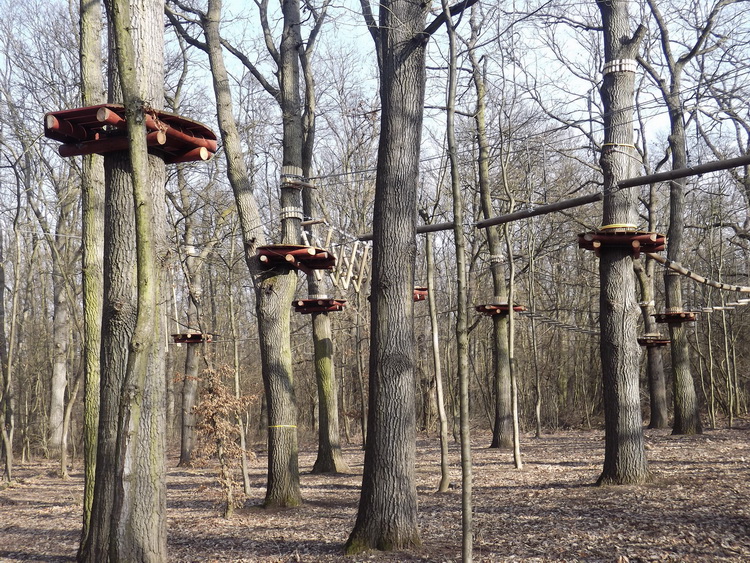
645, 252, 750, 294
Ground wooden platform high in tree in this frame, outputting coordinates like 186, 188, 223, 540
256, 244, 336, 275
577, 227, 666, 259
652, 311, 697, 324
637, 334, 671, 347
43, 104, 217, 163
171, 333, 214, 344
476, 303, 527, 317
294, 298, 346, 314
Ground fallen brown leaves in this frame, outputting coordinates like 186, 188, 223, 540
1, 423, 749, 562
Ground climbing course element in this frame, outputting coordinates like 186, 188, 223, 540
256, 244, 336, 276
413, 287, 428, 302
652, 311, 697, 325
293, 297, 347, 314
516, 310, 598, 335
299, 219, 371, 293
637, 334, 670, 347
329, 239, 370, 292
281, 172, 316, 190
645, 252, 750, 293
171, 333, 214, 344
578, 228, 666, 258
475, 303, 527, 316
43, 104, 217, 163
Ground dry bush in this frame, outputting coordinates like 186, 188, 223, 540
193, 364, 255, 518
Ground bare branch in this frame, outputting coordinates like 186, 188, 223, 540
165, 4, 208, 52
220, 38, 280, 101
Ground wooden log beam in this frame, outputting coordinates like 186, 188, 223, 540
164, 147, 211, 164
58, 130, 166, 157
45, 114, 90, 141
97, 106, 218, 152
356, 153, 750, 240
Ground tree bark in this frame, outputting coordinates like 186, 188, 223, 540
309, 310, 349, 473
419, 218, 450, 493
177, 242, 205, 468
81, 144, 138, 561
48, 260, 69, 459
256, 0, 306, 507
301, 77, 348, 473
595, 0, 650, 486
641, 0, 708, 436
80, 0, 167, 560
345, 0, 427, 552
179, 341, 200, 466
634, 260, 668, 428
443, 5, 473, 558
174, 163, 215, 468
467, 14, 513, 450
77, 0, 105, 548
0, 225, 18, 483
197, 0, 301, 507
108, 0, 167, 556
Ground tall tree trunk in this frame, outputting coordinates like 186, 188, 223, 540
227, 243, 252, 494
664, 109, 702, 434
443, 6, 472, 558
467, 15, 513, 450
256, 0, 306, 507
303, 113, 348, 473
80, 0, 167, 559
108, 0, 167, 555
419, 217, 450, 493
197, 0, 300, 507
504, 222, 522, 470
77, 0, 105, 540
0, 226, 18, 483
355, 291, 368, 446
641, 0, 708, 436
80, 149, 137, 562
179, 340, 200, 466
48, 264, 69, 459
177, 166, 209, 468
345, 0, 427, 551
634, 260, 668, 428
309, 309, 349, 473
595, 0, 650, 486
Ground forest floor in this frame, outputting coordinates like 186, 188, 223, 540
1, 423, 749, 562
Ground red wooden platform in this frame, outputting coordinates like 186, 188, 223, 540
413, 286, 428, 302
43, 104, 217, 163
637, 334, 671, 347
294, 298, 346, 314
652, 311, 697, 324
476, 303, 527, 316
172, 333, 214, 344
577, 230, 666, 258
256, 245, 335, 275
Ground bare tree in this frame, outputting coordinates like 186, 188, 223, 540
343, 0, 428, 550
637, 0, 740, 435
346, 0, 477, 552
78, 0, 105, 547
466, 9, 514, 451
81, 0, 168, 558
595, 0, 650, 485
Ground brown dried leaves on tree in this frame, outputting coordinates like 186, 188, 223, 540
193, 365, 256, 518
